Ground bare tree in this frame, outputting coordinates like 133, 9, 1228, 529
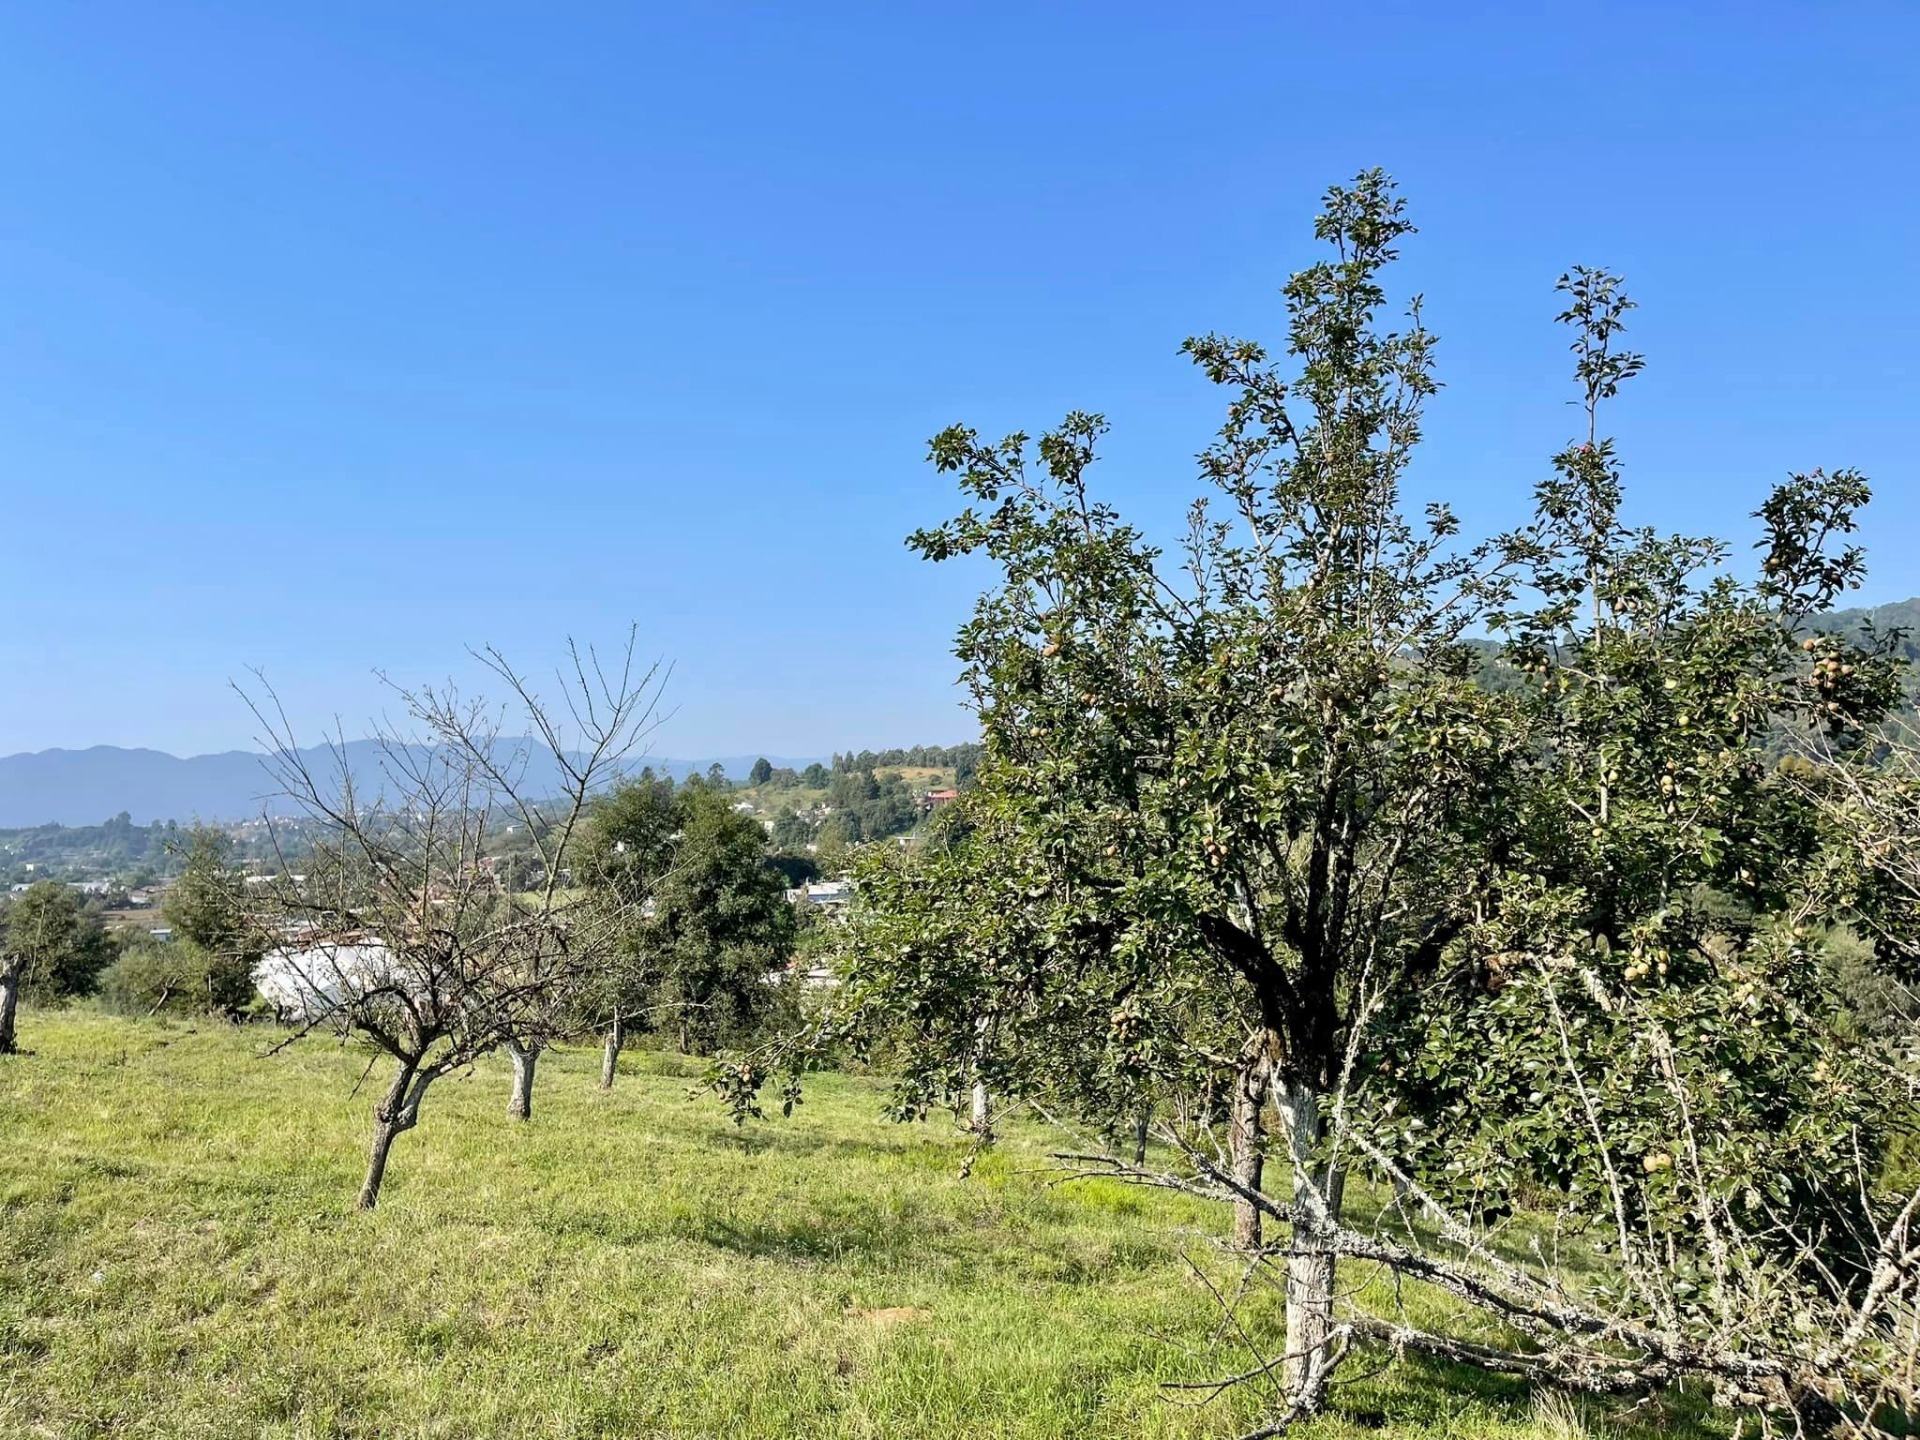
244, 634, 666, 1208
437, 641, 670, 1122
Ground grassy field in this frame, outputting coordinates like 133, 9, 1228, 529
1, 1010, 1717, 1439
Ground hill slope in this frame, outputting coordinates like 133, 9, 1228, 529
0, 1010, 1719, 1440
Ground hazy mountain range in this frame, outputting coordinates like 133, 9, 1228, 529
6, 601, 1913, 830
0, 745, 825, 829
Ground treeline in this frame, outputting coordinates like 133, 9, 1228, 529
737, 744, 985, 795
0, 813, 314, 888
829, 744, 981, 778
0, 742, 988, 889
1, 814, 186, 887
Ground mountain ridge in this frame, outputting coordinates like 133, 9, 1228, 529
4, 596, 1908, 829
0, 744, 827, 829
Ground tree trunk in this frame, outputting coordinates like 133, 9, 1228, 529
1131, 1106, 1151, 1166
600, 1017, 624, 1091
507, 1041, 539, 1121
358, 1062, 426, 1211
359, 1119, 401, 1211
0, 959, 20, 1056
1277, 1077, 1340, 1412
1228, 1041, 1271, 1249
970, 1078, 991, 1135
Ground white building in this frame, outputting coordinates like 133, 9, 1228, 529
802, 880, 852, 909
256, 938, 396, 1023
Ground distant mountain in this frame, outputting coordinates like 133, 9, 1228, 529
1825, 598, 1920, 660
0, 745, 823, 829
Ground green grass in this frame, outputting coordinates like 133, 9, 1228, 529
1, 1011, 1718, 1439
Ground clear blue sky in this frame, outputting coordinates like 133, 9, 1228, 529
3, 3, 1915, 759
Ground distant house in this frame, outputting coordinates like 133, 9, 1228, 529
921, 788, 959, 811
148, 927, 174, 943
770, 958, 841, 990
127, 889, 152, 907
787, 881, 852, 910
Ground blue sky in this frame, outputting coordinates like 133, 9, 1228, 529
2, 3, 1915, 759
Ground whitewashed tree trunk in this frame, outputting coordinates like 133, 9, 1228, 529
968, 1010, 994, 1137
506, 1041, 539, 1121
600, 1017, 623, 1091
1276, 1077, 1339, 1411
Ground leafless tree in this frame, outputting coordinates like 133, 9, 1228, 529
243, 634, 666, 1209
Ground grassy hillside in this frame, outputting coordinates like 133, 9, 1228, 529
728, 765, 956, 813
1, 1012, 1716, 1439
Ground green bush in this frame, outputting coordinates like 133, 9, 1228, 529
97, 937, 252, 1018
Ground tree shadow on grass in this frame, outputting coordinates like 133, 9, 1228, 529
695, 1123, 974, 1171
688, 1209, 917, 1265
1318, 1347, 1730, 1439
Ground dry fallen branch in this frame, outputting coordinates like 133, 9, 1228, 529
1048, 1051, 1919, 1436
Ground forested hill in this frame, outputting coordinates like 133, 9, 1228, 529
0, 744, 825, 829
1826, 597, 1920, 658
1463, 596, 1920, 690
